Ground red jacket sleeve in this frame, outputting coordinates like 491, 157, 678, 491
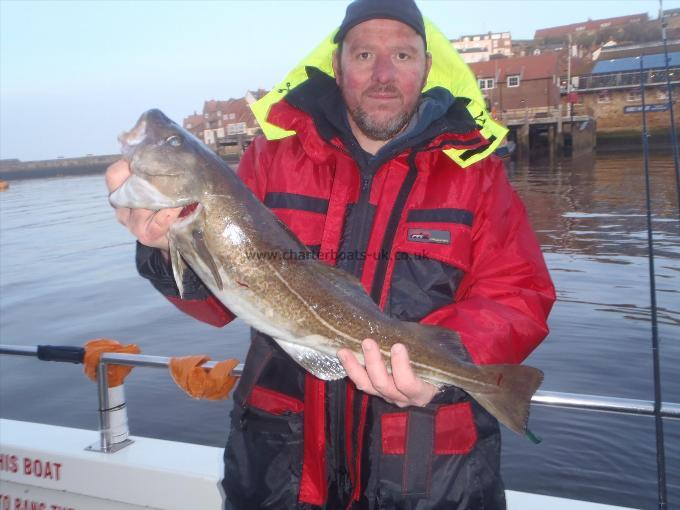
156, 137, 274, 327
421, 157, 556, 365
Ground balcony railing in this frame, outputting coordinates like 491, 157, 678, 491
497, 104, 592, 123
573, 68, 680, 92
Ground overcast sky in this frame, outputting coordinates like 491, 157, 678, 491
1, 0, 677, 161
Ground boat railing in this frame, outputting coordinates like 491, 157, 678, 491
1, 343, 679, 454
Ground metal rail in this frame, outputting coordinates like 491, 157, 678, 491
3, 344, 678, 417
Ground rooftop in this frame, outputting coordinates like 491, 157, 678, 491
592, 51, 680, 74
469, 52, 560, 80
535, 13, 649, 40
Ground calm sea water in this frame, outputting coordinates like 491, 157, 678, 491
1, 154, 678, 509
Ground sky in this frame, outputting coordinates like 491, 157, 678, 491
1, 0, 679, 161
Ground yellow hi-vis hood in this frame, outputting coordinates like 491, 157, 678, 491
251, 18, 507, 168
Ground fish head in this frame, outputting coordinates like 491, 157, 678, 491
109, 109, 208, 210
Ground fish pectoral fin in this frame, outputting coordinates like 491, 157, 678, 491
191, 229, 223, 291
275, 338, 347, 381
169, 238, 187, 299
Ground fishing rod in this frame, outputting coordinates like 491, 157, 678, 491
639, 53, 668, 510
659, 0, 680, 217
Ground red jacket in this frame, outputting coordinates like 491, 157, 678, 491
170, 96, 555, 367
141, 70, 556, 510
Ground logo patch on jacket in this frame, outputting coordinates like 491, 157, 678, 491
407, 228, 451, 245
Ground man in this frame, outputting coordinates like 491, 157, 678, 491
105, 0, 555, 508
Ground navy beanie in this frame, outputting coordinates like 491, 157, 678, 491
334, 0, 426, 45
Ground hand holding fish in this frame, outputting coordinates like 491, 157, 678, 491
105, 159, 182, 252
338, 339, 438, 408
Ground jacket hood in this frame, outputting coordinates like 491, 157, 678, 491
251, 18, 507, 168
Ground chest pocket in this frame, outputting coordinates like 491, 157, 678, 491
386, 208, 473, 322
264, 192, 328, 256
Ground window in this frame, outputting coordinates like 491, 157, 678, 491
627, 90, 642, 102
478, 78, 495, 90
230, 113, 236, 120
186, 123, 192, 129
656, 89, 669, 101
227, 122, 246, 135
597, 90, 611, 103
507, 75, 520, 87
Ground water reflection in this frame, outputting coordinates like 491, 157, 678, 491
503, 153, 679, 509
0, 154, 678, 508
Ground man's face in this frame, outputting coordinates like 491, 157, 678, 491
333, 18, 431, 142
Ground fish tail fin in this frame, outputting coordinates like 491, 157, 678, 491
468, 364, 543, 437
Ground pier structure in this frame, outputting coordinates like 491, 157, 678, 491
499, 104, 596, 158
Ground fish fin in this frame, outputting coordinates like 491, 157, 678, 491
168, 237, 187, 299
467, 364, 544, 437
191, 229, 223, 291
275, 338, 347, 381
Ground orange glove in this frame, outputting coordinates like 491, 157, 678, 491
83, 338, 141, 387
169, 355, 239, 400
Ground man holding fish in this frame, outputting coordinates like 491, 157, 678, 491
103, 0, 555, 508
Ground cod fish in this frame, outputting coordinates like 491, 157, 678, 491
109, 109, 543, 435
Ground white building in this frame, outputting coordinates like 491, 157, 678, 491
451, 32, 513, 63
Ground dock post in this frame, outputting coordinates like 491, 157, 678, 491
517, 122, 530, 159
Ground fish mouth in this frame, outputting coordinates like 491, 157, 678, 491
109, 174, 186, 210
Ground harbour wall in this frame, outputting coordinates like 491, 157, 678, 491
0, 155, 120, 181
0, 153, 242, 181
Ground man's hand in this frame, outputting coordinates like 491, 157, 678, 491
338, 339, 438, 407
105, 159, 182, 252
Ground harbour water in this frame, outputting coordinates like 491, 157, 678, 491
0, 154, 678, 509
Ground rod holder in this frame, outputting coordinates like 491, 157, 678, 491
85, 360, 134, 453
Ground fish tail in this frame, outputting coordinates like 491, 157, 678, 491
467, 364, 543, 437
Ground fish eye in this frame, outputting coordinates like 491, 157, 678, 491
165, 135, 183, 147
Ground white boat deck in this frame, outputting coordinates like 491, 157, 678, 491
0, 419, 639, 510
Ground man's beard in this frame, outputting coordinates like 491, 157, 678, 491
348, 103, 413, 141
345, 84, 418, 141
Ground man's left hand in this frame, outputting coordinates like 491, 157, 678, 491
338, 339, 438, 407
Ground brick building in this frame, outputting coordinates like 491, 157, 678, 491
183, 89, 268, 150
469, 53, 561, 114
571, 51, 680, 133
534, 13, 649, 42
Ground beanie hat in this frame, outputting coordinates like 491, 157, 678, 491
334, 0, 426, 45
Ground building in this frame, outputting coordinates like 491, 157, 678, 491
662, 7, 680, 37
534, 13, 649, 42
571, 51, 680, 133
183, 113, 205, 139
469, 53, 561, 114
183, 90, 268, 152
451, 32, 512, 63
